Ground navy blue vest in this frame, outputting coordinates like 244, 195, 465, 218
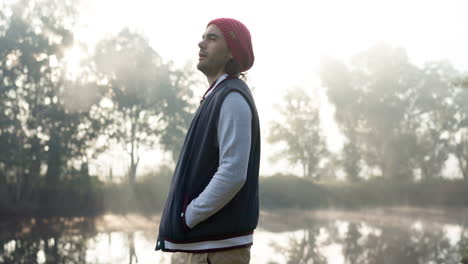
155, 78, 260, 251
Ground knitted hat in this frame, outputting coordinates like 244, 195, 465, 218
207, 18, 254, 72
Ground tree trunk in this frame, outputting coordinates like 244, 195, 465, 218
0, 170, 9, 203
80, 160, 89, 179
454, 148, 468, 185
128, 108, 139, 185
463, 166, 468, 189
22, 136, 41, 201
15, 137, 28, 203
301, 161, 307, 178
46, 132, 62, 187
15, 167, 23, 202
128, 159, 139, 186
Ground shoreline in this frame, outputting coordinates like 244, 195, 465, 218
1, 206, 467, 233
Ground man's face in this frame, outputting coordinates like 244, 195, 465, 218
197, 24, 232, 77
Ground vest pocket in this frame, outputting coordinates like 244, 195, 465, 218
181, 195, 191, 232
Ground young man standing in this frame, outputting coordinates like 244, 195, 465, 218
155, 18, 260, 264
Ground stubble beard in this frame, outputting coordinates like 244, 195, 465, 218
196, 61, 209, 75
197, 57, 227, 78
197, 61, 217, 77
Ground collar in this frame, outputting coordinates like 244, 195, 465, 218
201, 74, 230, 104
203, 74, 228, 99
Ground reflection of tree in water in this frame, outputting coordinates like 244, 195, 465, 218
273, 220, 465, 264
361, 223, 460, 264
409, 226, 460, 264
0, 217, 95, 263
343, 223, 364, 264
272, 220, 328, 264
127, 232, 138, 264
460, 227, 468, 263
287, 228, 327, 264
361, 224, 419, 264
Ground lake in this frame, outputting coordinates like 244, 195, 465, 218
1, 207, 467, 263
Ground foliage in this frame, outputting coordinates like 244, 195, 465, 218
448, 80, 468, 181
94, 29, 194, 184
0, 166, 172, 216
0, 0, 108, 205
324, 177, 465, 208
260, 173, 329, 209
270, 217, 463, 264
320, 43, 466, 181
102, 166, 172, 214
0, 0, 195, 211
268, 87, 328, 179
260, 174, 467, 210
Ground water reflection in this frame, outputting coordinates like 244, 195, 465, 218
0, 209, 467, 264
270, 218, 467, 264
0, 217, 94, 263
128, 232, 138, 264
271, 219, 328, 264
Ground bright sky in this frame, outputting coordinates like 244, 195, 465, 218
71, 0, 468, 177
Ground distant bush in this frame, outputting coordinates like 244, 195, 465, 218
102, 165, 172, 214
33, 176, 104, 216
0, 166, 173, 217
260, 173, 330, 209
325, 177, 468, 208
3, 170, 465, 217
261, 175, 467, 209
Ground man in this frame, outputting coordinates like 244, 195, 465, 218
155, 18, 260, 264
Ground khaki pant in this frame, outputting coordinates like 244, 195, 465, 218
174, 247, 250, 264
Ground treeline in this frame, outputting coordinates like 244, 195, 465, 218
269, 44, 468, 184
260, 174, 467, 210
1, 165, 173, 216
8, 169, 466, 216
0, 0, 195, 214
2, 0, 468, 216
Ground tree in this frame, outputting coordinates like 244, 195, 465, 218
412, 62, 459, 180
460, 76, 468, 89
268, 87, 328, 179
94, 29, 193, 185
449, 79, 468, 183
341, 141, 362, 182
0, 0, 106, 204
322, 44, 421, 180
320, 43, 458, 181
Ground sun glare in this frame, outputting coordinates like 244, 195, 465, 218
64, 45, 85, 79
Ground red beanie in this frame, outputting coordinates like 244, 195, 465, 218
207, 18, 255, 72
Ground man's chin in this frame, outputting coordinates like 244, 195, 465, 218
197, 63, 208, 74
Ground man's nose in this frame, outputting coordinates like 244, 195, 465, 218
198, 39, 206, 49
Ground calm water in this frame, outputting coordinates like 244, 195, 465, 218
1, 208, 467, 264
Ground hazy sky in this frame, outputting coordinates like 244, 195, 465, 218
70, 0, 468, 177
